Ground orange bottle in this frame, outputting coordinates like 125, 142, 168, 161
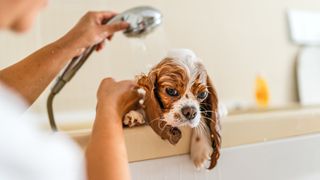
255, 75, 269, 108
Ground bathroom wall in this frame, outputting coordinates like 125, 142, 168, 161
1, 0, 320, 116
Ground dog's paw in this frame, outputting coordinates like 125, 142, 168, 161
123, 110, 145, 127
190, 136, 213, 170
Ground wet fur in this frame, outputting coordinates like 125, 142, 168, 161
125, 53, 221, 169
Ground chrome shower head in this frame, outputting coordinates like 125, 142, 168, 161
108, 6, 162, 37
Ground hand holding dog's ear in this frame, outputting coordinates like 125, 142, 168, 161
96, 78, 143, 119
137, 75, 162, 123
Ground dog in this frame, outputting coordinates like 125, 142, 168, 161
123, 49, 222, 170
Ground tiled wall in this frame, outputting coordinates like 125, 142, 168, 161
1, 0, 320, 116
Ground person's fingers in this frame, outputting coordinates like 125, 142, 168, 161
107, 34, 114, 41
97, 77, 115, 98
101, 77, 116, 87
119, 80, 142, 100
122, 90, 144, 114
96, 44, 101, 51
96, 40, 105, 51
121, 79, 136, 84
95, 11, 117, 23
102, 22, 129, 34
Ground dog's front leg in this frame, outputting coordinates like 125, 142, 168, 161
190, 120, 213, 169
123, 109, 146, 127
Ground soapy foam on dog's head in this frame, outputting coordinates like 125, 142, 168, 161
167, 49, 205, 85
167, 49, 199, 62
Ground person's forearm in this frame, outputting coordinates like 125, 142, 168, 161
0, 11, 128, 106
0, 39, 77, 105
86, 107, 131, 180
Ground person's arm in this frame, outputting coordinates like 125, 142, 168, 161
86, 78, 142, 180
86, 107, 130, 180
0, 11, 128, 105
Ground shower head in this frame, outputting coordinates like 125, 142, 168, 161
108, 6, 162, 37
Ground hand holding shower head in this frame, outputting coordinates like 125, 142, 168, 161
109, 6, 162, 37
47, 6, 162, 131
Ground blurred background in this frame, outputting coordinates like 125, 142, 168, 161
3, 1, 320, 179
1, 0, 320, 124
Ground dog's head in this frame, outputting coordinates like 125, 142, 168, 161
138, 49, 221, 169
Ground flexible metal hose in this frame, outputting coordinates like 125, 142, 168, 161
47, 45, 97, 131
47, 92, 57, 131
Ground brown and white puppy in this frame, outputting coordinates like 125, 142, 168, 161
123, 49, 222, 170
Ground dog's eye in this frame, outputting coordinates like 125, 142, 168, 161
197, 91, 208, 100
166, 88, 179, 97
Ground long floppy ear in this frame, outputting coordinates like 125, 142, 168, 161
201, 76, 221, 169
137, 71, 160, 121
137, 70, 182, 145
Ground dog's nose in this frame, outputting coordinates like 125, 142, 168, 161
181, 106, 197, 120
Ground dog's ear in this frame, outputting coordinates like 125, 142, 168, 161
137, 70, 160, 121
137, 70, 156, 93
137, 70, 182, 145
201, 75, 221, 169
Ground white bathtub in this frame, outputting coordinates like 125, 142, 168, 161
67, 106, 320, 180
130, 133, 320, 180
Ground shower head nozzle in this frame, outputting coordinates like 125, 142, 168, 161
108, 6, 162, 37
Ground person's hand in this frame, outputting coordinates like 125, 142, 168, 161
96, 78, 143, 121
56, 11, 129, 57
87, 78, 137, 180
